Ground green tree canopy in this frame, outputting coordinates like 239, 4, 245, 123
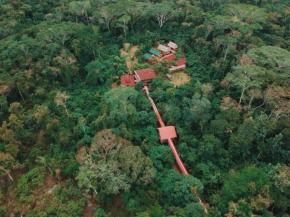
248, 46, 290, 77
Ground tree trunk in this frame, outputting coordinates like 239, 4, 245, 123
224, 46, 229, 60
251, 102, 265, 110
45, 163, 54, 175
106, 20, 110, 31
85, 12, 90, 24
64, 105, 69, 117
248, 96, 254, 109
16, 84, 25, 102
87, 178, 98, 194
239, 83, 246, 105
82, 125, 86, 134
124, 28, 127, 39
7, 171, 14, 182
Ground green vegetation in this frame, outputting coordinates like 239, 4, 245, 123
0, 0, 290, 216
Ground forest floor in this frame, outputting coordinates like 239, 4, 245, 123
83, 197, 98, 217
170, 71, 191, 87
172, 163, 181, 173
105, 195, 128, 217
120, 45, 139, 71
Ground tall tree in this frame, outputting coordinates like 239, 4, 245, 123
120, 0, 148, 29
76, 130, 155, 195
98, 86, 140, 128
222, 4, 267, 23
248, 46, 290, 77
223, 65, 268, 106
117, 15, 131, 38
150, 2, 175, 28
69, 1, 91, 23
98, 3, 120, 31
54, 91, 70, 116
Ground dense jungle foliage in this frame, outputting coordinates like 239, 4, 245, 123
0, 0, 290, 216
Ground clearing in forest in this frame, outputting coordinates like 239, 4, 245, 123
120, 45, 139, 71
170, 71, 190, 87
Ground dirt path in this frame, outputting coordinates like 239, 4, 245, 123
120, 45, 139, 71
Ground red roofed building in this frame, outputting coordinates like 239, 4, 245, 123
176, 59, 186, 66
120, 75, 135, 87
158, 126, 177, 143
163, 54, 176, 61
134, 68, 156, 82
169, 65, 186, 73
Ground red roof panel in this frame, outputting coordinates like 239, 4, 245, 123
176, 59, 186, 66
158, 126, 177, 142
164, 54, 176, 61
120, 75, 135, 86
134, 68, 156, 81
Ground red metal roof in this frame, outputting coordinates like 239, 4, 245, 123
176, 59, 186, 66
158, 126, 177, 142
134, 68, 156, 81
120, 75, 135, 86
164, 54, 176, 61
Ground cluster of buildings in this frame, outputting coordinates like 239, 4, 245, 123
120, 41, 186, 87
144, 41, 186, 73
145, 41, 178, 62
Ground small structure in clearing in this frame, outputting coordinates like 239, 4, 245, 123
120, 75, 135, 87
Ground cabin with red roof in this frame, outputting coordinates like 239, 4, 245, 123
163, 54, 176, 61
176, 59, 186, 66
134, 68, 156, 82
120, 75, 135, 87
169, 59, 186, 73
169, 65, 186, 73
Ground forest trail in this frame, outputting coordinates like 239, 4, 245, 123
120, 45, 139, 70
143, 86, 208, 214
